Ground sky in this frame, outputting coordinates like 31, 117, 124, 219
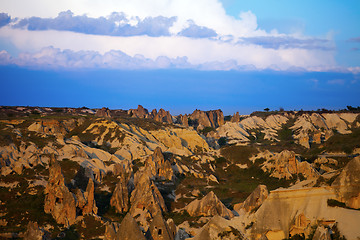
0, 0, 359, 115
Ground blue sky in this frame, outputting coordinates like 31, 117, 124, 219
0, 0, 359, 114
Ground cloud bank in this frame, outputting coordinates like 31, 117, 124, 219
0, 0, 348, 71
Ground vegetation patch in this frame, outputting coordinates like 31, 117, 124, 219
220, 145, 258, 166
324, 128, 360, 154
199, 127, 215, 136
76, 215, 106, 239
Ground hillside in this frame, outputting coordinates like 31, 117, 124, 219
0, 105, 359, 240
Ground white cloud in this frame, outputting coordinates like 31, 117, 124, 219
0, 26, 337, 70
0, 46, 193, 69
0, 0, 345, 71
0, 0, 265, 38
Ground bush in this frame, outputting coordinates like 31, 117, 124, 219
218, 137, 227, 147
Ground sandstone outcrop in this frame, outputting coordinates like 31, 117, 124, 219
95, 107, 112, 118
185, 191, 234, 218
110, 178, 129, 213
44, 159, 77, 227
234, 185, 268, 213
332, 156, 360, 209
146, 212, 174, 240
145, 147, 174, 181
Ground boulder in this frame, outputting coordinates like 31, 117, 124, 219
185, 191, 234, 218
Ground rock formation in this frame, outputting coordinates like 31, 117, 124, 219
116, 213, 146, 240
44, 159, 77, 227
76, 178, 98, 215
288, 213, 311, 238
251, 187, 360, 240
130, 170, 167, 218
145, 147, 174, 181
96, 107, 112, 118
146, 212, 174, 240
23, 221, 50, 240
128, 105, 149, 118
128, 105, 173, 124
177, 114, 189, 127
332, 156, 360, 209
230, 112, 241, 122
104, 222, 119, 240
110, 178, 129, 213
259, 150, 318, 179
312, 225, 331, 240
189, 109, 224, 129
193, 215, 244, 240
152, 109, 173, 124
185, 191, 234, 218
234, 185, 268, 213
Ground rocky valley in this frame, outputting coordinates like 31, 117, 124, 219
0, 105, 359, 240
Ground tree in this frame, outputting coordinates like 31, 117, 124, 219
264, 108, 270, 112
